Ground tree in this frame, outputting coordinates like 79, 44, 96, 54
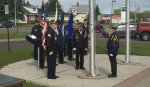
113, 9, 121, 15
0, 0, 24, 20
95, 4, 101, 21
47, 0, 62, 12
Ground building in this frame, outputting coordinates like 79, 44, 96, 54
68, 3, 89, 22
18, 5, 39, 23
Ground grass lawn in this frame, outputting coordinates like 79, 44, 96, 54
17, 23, 34, 29
0, 32, 30, 40
0, 48, 33, 68
96, 43, 150, 56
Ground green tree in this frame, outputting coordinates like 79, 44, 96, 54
47, 0, 62, 12
95, 4, 101, 21
0, 0, 24, 20
142, 10, 150, 21
113, 9, 121, 15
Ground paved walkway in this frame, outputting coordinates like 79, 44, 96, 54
0, 54, 150, 87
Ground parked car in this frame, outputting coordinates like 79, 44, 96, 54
101, 23, 137, 38
136, 22, 150, 41
0, 20, 14, 28
94, 22, 103, 32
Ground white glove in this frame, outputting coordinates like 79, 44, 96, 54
85, 48, 88, 50
49, 51, 53, 55
109, 54, 113, 57
73, 48, 76, 51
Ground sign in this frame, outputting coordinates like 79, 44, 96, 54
5, 5, 9, 14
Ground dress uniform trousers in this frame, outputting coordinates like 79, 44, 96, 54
67, 39, 73, 60
39, 45, 44, 69
33, 45, 38, 60
46, 49, 57, 78
58, 47, 64, 64
76, 48, 84, 68
109, 55, 117, 76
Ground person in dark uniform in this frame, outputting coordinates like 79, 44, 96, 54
31, 20, 44, 69
72, 22, 88, 70
107, 27, 119, 78
31, 21, 39, 60
45, 21, 59, 79
83, 19, 89, 55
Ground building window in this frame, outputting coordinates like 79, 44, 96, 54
29, 16, 35, 20
33, 8, 36, 11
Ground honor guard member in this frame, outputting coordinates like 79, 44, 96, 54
83, 19, 89, 54
45, 21, 59, 79
72, 22, 88, 70
107, 27, 119, 78
31, 21, 39, 60
31, 20, 44, 69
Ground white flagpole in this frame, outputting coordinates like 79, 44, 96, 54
125, 0, 130, 63
55, 2, 58, 21
89, 0, 96, 77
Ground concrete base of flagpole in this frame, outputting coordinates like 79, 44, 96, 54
117, 60, 141, 66
77, 73, 107, 79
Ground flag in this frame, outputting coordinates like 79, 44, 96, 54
58, 12, 65, 51
66, 13, 74, 40
39, 19, 47, 49
54, 2, 58, 21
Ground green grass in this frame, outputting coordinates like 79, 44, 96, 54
96, 43, 150, 56
24, 82, 48, 87
0, 32, 30, 40
17, 23, 34, 28
0, 48, 33, 68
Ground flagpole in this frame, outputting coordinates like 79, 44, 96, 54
89, 0, 96, 77
125, 0, 130, 63
55, 2, 58, 21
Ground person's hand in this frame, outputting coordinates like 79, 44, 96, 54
109, 54, 113, 57
73, 48, 76, 50
49, 51, 53, 55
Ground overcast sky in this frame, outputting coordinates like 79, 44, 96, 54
26, 0, 150, 14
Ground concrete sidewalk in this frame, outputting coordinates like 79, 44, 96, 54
0, 38, 25, 42
0, 54, 150, 87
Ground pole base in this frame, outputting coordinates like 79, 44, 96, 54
78, 73, 107, 79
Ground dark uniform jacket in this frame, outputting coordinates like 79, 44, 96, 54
31, 24, 43, 45
107, 32, 119, 56
72, 29, 88, 49
45, 27, 59, 52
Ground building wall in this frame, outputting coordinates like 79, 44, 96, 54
18, 15, 27, 23
74, 13, 87, 22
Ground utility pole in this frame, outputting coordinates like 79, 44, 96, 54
125, 0, 130, 63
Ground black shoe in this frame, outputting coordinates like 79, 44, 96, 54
54, 75, 59, 78
80, 67, 85, 70
44, 66, 48, 68
48, 77, 56, 79
108, 74, 117, 78
75, 67, 79, 70
64, 61, 68, 63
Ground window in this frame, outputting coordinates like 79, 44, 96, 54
33, 8, 36, 11
29, 16, 35, 20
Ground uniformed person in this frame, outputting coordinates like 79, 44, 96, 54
107, 27, 119, 78
45, 21, 59, 79
31, 21, 39, 60
72, 22, 88, 70
31, 20, 44, 69
83, 19, 89, 55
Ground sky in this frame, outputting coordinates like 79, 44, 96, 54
26, 0, 150, 14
